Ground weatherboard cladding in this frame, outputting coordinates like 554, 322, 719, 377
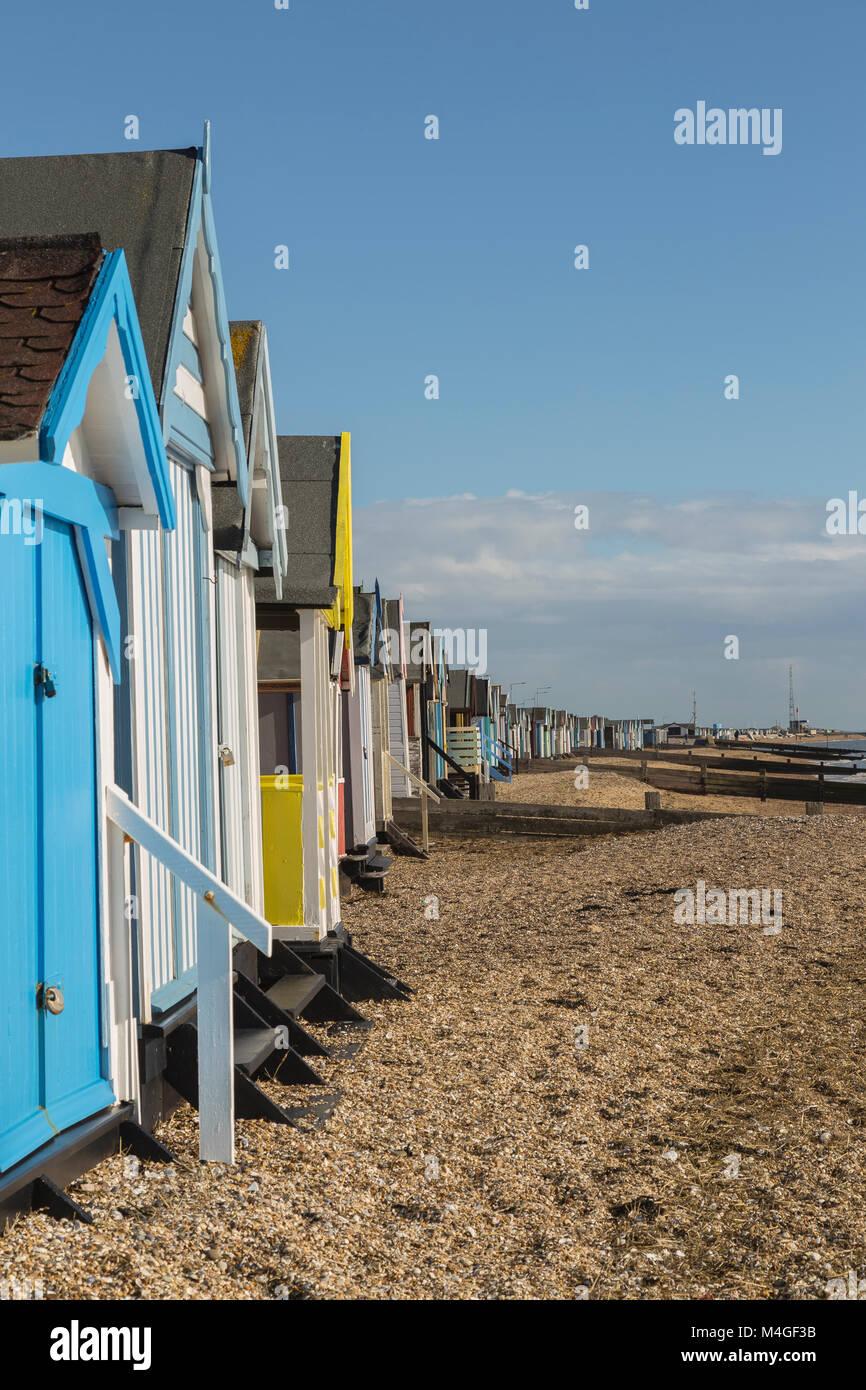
255, 435, 340, 610
0, 233, 104, 440
0, 148, 197, 400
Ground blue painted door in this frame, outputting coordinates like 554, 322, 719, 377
0, 517, 113, 1172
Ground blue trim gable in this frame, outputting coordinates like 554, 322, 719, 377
0, 463, 122, 682
39, 251, 176, 532
161, 153, 203, 442
201, 188, 248, 507
161, 135, 248, 506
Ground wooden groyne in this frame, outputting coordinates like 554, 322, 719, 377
390, 797, 738, 840
578, 753, 866, 807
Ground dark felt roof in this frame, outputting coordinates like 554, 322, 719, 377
0, 233, 104, 440
211, 481, 246, 553
447, 669, 474, 709
255, 436, 340, 610
229, 320, 262, 456
382, 599, 401, 637
0, 148, 197, 399
352, 591, 376, 662
405, 621, 431, 683
257, 627, 301, 682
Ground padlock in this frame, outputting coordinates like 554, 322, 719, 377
38, 984, 64, 1015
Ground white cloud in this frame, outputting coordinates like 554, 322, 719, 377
353, 491, 866, 725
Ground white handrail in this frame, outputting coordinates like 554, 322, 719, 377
106, 784, 273, 1163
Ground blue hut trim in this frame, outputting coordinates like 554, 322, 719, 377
0, 463, 122, 682
202, 190, 248, 506
39, 250, 175, 532
160, 125, 249, 505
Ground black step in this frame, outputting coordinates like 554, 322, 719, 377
166, 1023, 337, 1128
265, 973, 326, 1017
32, 1175, 92, 1225
233, 1027, 279, 1076
233, 1071, 340, 1129
381, 819, 428, 859
234, 970, 331, 1058
340, 943, 413, 1002
282, 1092, 342, 1128
357, 874, 387, 894
437, 777, 465, 799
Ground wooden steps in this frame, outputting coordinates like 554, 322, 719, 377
233, 1027, 280, 1076
265, 973, 326, 1018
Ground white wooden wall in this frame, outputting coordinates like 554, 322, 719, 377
127, 525, 174, 1015
371, 675, 392, 824
387, 678, 411, 796
162, 463, 211, 977
344, 673, 376, 850
216, 560, 264, 913
297, 609, 342, 942
358, 667, 375, 830
127, 459, 219, 1017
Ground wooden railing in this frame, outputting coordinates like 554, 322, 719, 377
385, 752, 440, 851
426, 736, 479, 799
105, 785, 273, 1165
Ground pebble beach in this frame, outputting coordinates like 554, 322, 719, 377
2, 806, 863, 1301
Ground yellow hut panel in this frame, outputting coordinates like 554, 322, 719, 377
261, 774, 304, 926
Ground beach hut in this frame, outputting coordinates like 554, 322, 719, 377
256, 435, 352, 943
350, 583, 394, 830
0, 223, 277, 1213
383, 597, 412, 799
426, 632, 450, 784
210, 320, 287, 913
0, 232, 177, 1191
0, 133, 364, 1205
343, 588, 379, 857
404, 621, 432, 784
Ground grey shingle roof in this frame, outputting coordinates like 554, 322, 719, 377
255, 435, 341, 611
0, 148, 197, 399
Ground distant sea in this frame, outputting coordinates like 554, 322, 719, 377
816, 738, 866, 781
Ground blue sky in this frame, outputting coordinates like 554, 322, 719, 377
2, 0, 864, 723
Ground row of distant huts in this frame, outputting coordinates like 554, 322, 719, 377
0, 129, 649, 1219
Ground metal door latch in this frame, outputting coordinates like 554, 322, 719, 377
34, 664, 57, 698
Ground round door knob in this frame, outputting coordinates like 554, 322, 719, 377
43, 986, 64, 1015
